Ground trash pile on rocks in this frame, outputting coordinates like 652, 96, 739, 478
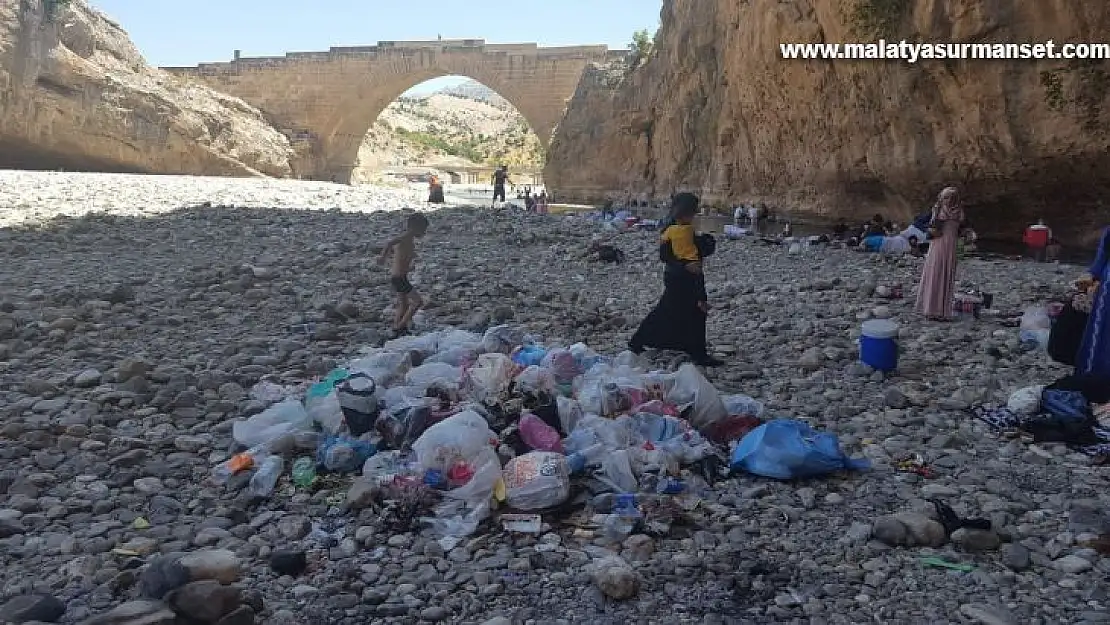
217, 325, 867, 552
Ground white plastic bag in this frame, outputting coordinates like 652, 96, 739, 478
515, 365, 557, 395
1007, 385, 1045, 416
722, 394, 765, 418
437, 329, 482, 353
668, 364, 728, 429
383, 331, 441, 356
564, 415, 634, 455
464, 353, 515, 402
349, 350, 413, 386
413, 411, 501, 542
1020, 306, 1051, 332
480, 325, 519, 354
405, 362, 462, 391
232, 398, 312, 448
425, 346, 479, 367
305, 389, 345, 434
599, 449, 637, 494
556, 396, 584, 435
503, 452, 570, 510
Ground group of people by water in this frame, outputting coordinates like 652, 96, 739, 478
623, 187, 1109, 380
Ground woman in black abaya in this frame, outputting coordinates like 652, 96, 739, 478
628, 193, 723, 367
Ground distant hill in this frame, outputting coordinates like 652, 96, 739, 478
353, 80, 543, 183
436, 82, 510, 108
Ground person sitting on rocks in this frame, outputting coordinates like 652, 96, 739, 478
377, 213, 429, 338
629, 193, 723, 367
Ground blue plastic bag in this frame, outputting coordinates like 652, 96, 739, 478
730, 419, 870, 480
512, 345, 547, 367
1040, 389, 1089, 422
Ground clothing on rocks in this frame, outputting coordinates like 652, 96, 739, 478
1077, 226, 1110, 377
916, 187, 964, 318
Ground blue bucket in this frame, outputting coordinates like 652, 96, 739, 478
860, 319, 899, 372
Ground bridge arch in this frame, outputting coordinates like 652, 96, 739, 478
164, 40, 621, 183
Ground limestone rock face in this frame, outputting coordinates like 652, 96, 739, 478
546, 0, 1110, 244
0, 0, 293, 177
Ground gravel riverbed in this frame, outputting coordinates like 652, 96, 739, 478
0, 171, 1107, 625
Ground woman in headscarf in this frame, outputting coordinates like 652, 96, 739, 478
1076, 227, 1110, 378
629, 193, 723, 367
916, 186, 965, 321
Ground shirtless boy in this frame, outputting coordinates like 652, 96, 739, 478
377, 213, 429, 337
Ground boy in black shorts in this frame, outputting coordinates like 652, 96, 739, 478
377, 213, 429, 337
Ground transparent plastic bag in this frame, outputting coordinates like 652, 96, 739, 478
599, 449, 637, 493
425, 346, 479, 367
722, 394, 765, 418
305, 389, 345, 434
349, 350, 413, 386
515, 365, 557, 395
414, 411, 501, 542
556, 396, 584, 435
1020, 306, 1051, 332
629, 412, 685, 443
232, 398, 312, 448
668, 364, 728, 429
463, 353, 515, 403
384, 331, 441, 356
317, 436, 376, 473
503, 452, 570, 510
612, 350, 649, 370
564, 415, 634, 455
541, 348, 580, 384
437, 329, 482, 353
480, 325, 519, 354
405, 362, 462, 392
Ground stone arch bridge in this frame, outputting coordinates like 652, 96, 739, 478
164, 40, 622, 183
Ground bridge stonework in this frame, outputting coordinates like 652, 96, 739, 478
163, 40, 621, 183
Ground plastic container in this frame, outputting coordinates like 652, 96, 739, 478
860, 319, 899, 372
291, 457, 316, 488
248, 456, 284, 497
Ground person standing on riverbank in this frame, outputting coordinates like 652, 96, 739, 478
1076, 226, 1110, 377
629, 193, 724, 367
491, 166, 510, 208
916, 186, 965, 321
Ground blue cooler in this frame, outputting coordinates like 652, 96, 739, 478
860, 319, 899, 372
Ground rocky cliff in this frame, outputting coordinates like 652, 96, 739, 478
547, 0, 1110, 245
0, 0, 293, 177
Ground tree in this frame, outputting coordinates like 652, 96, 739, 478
629, 28, 655, 69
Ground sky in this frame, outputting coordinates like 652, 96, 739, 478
89, 0, 660, 95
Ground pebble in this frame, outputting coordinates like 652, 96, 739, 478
0, 171, 1103, 624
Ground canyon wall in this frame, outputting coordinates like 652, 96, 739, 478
546, 0, 1110, 245
0, 0, 293, 177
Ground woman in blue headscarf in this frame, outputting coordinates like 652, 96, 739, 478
1076, 227, 1110, 377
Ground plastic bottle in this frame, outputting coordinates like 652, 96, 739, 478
248, 456, 284, 497
291, 456, 316, 487
603, 494, 642, 541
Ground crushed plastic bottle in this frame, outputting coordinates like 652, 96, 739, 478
603, 493, 642, 541
291, 457, 316, 488
248, 456, 284, 497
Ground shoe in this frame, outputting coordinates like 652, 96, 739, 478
694, 356, 725, 367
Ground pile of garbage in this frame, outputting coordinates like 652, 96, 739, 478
216, 326, 868, 545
